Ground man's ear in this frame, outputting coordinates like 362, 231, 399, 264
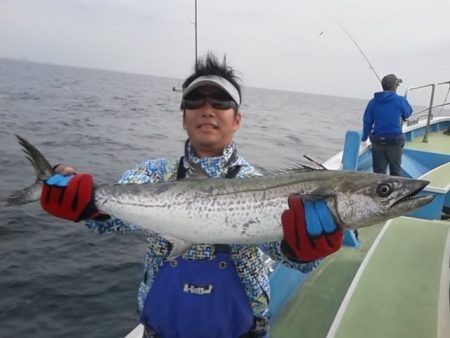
233, 111, 242, 132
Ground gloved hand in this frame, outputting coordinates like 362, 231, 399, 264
40, 173, 101, 222
281, 195, 343, 262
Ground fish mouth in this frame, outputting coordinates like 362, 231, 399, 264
390, 180, 434, 208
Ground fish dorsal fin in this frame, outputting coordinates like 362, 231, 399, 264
302, 155, 328, 170
264, 163, 319, 176
165, 237, 193, 261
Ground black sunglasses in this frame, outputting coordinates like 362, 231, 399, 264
181, 92, 238, 110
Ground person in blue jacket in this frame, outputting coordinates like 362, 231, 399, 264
362, 74, 413, 176
39, 52, 344, 338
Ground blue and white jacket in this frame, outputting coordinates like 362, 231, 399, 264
85, 141, 319, 319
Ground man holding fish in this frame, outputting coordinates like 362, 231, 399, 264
39, 53, 343, 337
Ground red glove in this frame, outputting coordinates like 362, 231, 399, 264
40, 173, 101, 222
281, 196, 343, 262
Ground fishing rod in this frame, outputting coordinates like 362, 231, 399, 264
320, 23, 381, 83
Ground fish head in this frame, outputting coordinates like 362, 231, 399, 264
327, 173, 434, 229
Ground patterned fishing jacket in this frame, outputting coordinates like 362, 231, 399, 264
85, 141, 320, 319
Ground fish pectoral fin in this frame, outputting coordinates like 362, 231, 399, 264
166, 237, 193, 261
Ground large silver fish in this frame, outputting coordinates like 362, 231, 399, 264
3, 135, 434, 258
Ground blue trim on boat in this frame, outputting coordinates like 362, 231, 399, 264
410, 191, 448, 220
343, 229, 360, 248
342, 131, 362, 171
404, 120, 450, 141
408, 163, 450, 219
268, 263, 308, 323
403, 149, 450, 177
341, 130, 373, 172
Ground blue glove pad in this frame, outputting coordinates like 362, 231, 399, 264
281, 196, 343, 262
46, 174, 74, 187
304, 200, 338, 235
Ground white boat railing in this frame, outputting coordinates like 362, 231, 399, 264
405, 80, 450, 142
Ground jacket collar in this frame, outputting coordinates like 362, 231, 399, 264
182, 140, 238, 177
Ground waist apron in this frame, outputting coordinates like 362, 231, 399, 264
140, 252, 254, 338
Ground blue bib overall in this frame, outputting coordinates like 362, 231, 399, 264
140, 249, 254, 338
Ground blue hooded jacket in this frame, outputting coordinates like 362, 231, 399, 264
362, 91, 413, 141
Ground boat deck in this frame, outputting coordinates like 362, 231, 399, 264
405, 131, 450, 154
270, 223, 383, 337
330, 217, 450, 338
420, 162, 450, 191
270, 217, 450, 338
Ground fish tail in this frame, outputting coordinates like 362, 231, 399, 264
0, 135, 54, 206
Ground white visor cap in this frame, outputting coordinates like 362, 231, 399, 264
182, 75, 241, 106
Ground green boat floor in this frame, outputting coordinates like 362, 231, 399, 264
405, 131, 450, 154
270, 224, 383, 338
270, 218, 450, 338
332, 217, 450, 338
419, 162, 450, 190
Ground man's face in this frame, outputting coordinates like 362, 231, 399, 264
182, 86, 241, 157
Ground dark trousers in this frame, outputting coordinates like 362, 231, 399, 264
371, 142, 403, 176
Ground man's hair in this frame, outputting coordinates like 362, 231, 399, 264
182, 52, 242, 99
381, 81, 396, 91
381, 74, 402, 91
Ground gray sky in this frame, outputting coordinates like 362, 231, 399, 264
1, 0, 449, 100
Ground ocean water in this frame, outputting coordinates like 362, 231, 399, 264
0, 59, 367, 338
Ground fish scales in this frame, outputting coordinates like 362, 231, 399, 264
92, 171, 428, 244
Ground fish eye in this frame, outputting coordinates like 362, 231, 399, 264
376, 183, 393, 197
